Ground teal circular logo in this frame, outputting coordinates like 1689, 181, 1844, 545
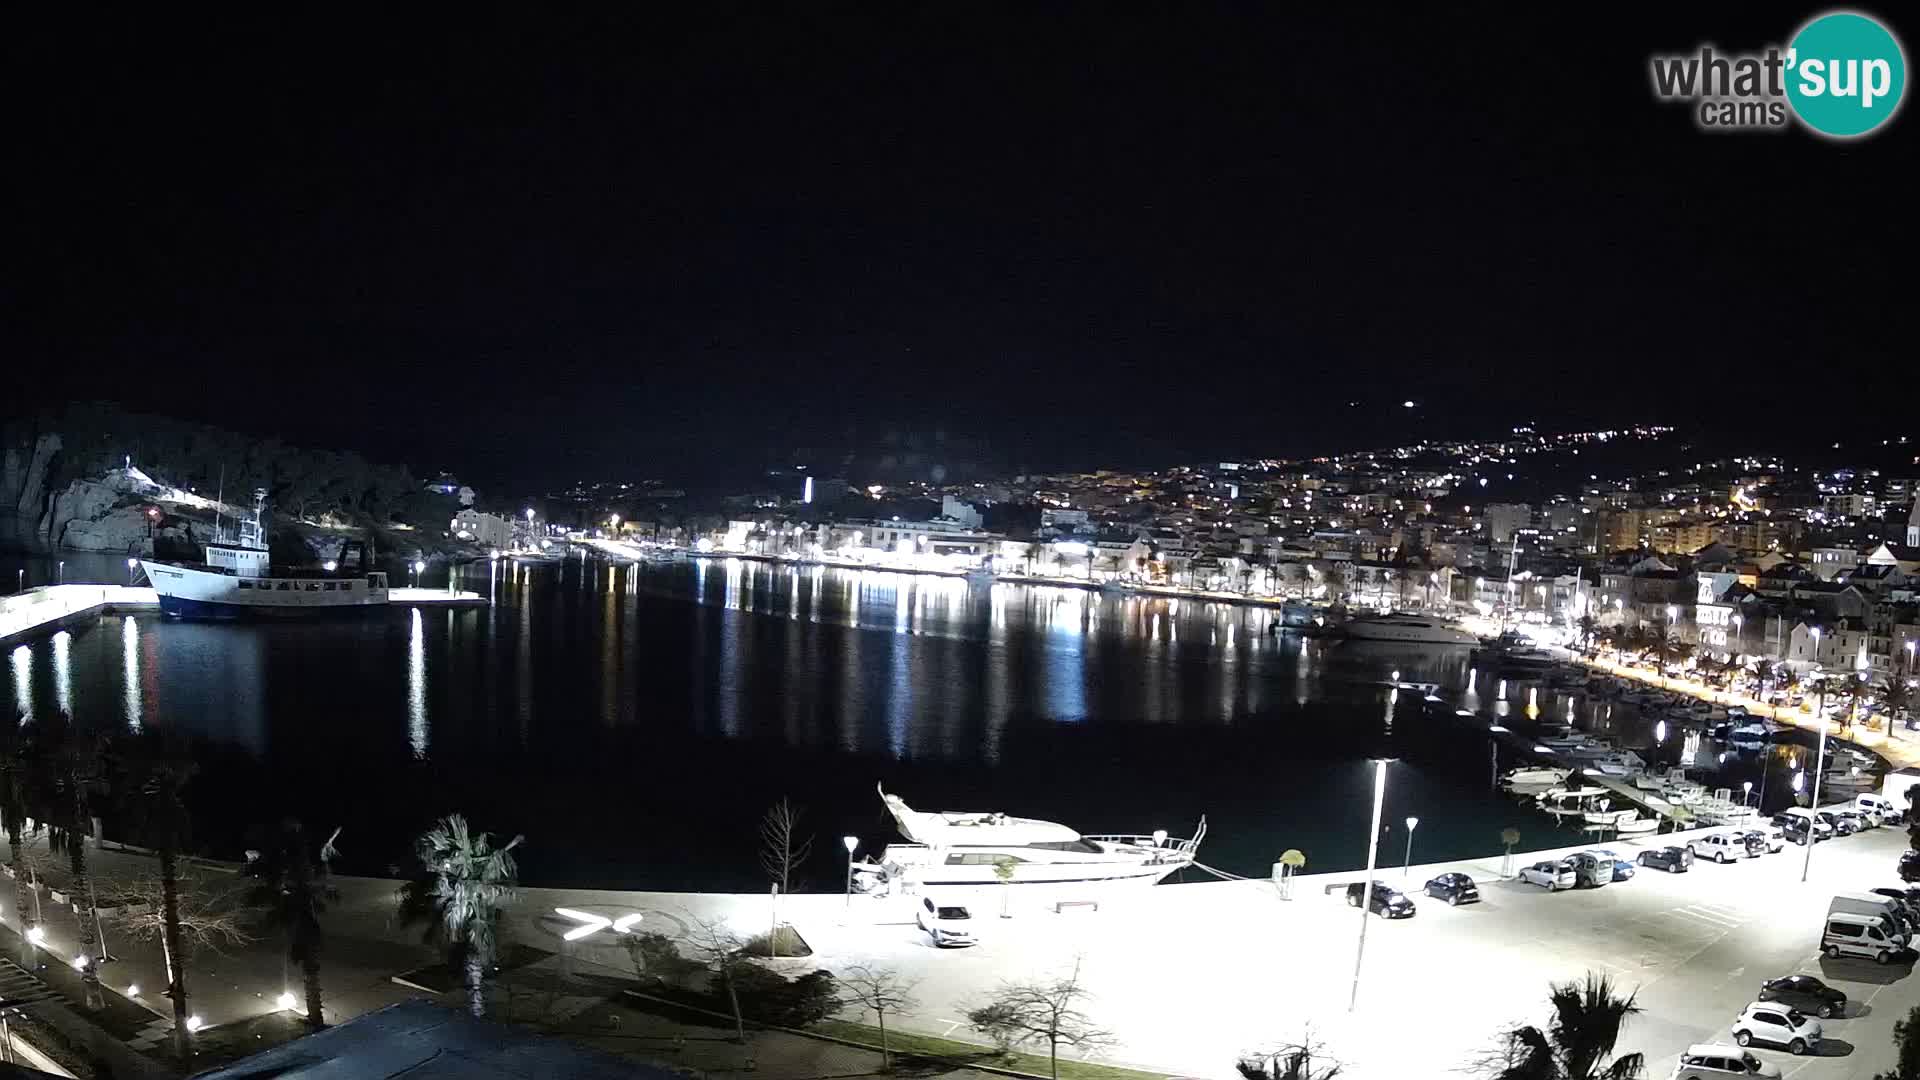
1786, 12, 1907, 137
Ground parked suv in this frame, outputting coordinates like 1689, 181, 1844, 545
1689, 833, 1750, 864
1730, 1001, 1821, 1055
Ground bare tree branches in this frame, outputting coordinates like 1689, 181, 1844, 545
758, 798, 813, 895
1238, 1024, 1345, 1079
967, 958, 1112, 1080
97, 864, 255, 1010
683, 914, 749, 1044
840, 964, 920, 1071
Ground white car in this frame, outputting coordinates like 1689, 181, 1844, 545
1740, 826, 1785, 854
1669, 1043, 1782, 1078
1518, 860, 1576, 890
1688, 833, 1750, 864
916, 897, 977, 948
1731, 1001, 1822, 1055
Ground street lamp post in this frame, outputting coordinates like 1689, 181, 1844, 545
1802, 676, 1830, 883
842, 836, 858, 909
1348, 758, 1392, 1013
1742, 781, 1753, 807
412, 559, 426, 588
126, 557, 138, 586
1402, 816, 1420, 878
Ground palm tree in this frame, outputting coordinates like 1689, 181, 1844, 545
247, 819, 341, 1028
1492, 973, 1645, 1079
121, 730, 198, 1057
27, 711, 110, 1009
1882, 676, 1915, 732
0, 723, 34, 943
1575, 615, 1599, 655
396, 815, 523, 1019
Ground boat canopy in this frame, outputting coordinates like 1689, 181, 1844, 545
879, 784, 1084, 847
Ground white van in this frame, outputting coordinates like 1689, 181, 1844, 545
1688, 832, 1750, 864
1856, 792, 1900, 824
1822, 912, 1903, 963
1831, 893, 1913, 938
1777, 807, 1834, 841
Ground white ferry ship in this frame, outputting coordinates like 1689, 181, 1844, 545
138, 491, 389, 619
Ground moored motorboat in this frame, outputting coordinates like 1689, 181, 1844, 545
852, 785, 1205, 894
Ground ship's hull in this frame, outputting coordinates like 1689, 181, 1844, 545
1343, 620, 1478, 645
141, 561, 387, 619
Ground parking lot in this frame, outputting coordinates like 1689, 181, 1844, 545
773, 818, 1920, 1078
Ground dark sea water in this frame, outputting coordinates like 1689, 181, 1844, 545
2, 551, 1804, 891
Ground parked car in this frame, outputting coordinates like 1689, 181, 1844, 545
1638, 846, 1693, 873
1755, 974, 1846, 1018
1668, 1044, 1781, 1079
1567, 851, 1614, 888
1740, 827, 1785, 855
916, 897, 977, 947
1586, 848, 1636, 881
1869, 887, 1920, 929
1774, 809, 1830, 842
1422, 872, 1480, 905
1901, 849, 1920, 884
1345, 880, 1416, 918
1518, 860, 1576, 890
1815, 809, 1860, 836
1730, 1001, 1821, 1055
1689, 832, 1751, 864
1831, 809, 1871, 833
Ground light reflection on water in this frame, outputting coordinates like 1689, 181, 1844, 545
0, 555, 1809, 889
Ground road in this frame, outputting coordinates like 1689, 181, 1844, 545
10, 821, 1919, 1078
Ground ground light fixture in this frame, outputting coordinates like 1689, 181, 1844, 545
186, 1016, 203, 1033
126, 984, 140, 998
277, 991, 297, 1010
26, 927, 44, 945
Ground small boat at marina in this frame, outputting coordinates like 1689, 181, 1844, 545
1575, 750, 1647, 776
1583, 807, 1640, 827
1536, 788, 1614, 817
1500, 766, 1572, 789
852, 785, 1205, 894
1473, 632, 1559, 671
1613, 814, 1661, 834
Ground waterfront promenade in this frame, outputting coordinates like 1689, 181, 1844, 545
1578, 650, 1920, 771
0, 583, 487, 648
8, 822, 1916, 1078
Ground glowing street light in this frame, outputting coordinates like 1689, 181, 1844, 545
1742, 780, 1753, 806
843, 835, 859, 909
26, 926, 45, 945
412, 559, 426, 587
1402, 816, 1420, 878
1348, 757, 1394, 1012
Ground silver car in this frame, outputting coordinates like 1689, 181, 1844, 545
1518, 860, 1576, 890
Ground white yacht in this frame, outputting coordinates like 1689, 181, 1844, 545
139, 491, 389, 619
852, 785, 1205, 893
1338, 612, 1478, 646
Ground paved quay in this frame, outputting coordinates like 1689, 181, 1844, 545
12, 819, 1920, 1078
1576, 650, 1920, 771
1, 583, 489, 649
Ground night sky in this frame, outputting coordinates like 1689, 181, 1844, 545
11, 6, 1912, 491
